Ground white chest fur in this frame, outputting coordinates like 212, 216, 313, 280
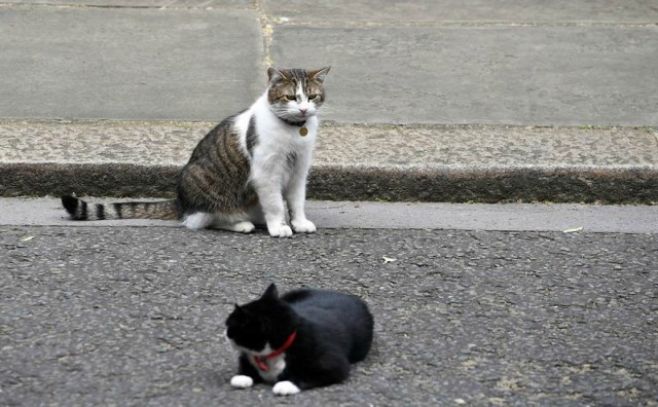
236, 95, 317, 171
250, 353, 287, 383
231, 93, 319, 237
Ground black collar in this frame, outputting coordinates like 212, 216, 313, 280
279, 117, 307, 127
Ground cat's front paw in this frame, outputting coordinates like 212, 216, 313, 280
291, 218, 316, 234
268, 224, 293, 238
230, 375, 254, 389
273, 380, 300, 396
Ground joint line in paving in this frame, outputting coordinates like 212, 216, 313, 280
253, 0, 273, 68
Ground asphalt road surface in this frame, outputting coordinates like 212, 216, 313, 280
1, 223, 656, 406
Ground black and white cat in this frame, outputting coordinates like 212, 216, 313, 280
225, 284, 374, 396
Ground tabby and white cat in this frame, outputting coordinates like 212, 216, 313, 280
61, 67, 330, 237
226, 284, 374, 396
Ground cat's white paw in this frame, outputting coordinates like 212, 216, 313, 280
291, 219, 316, 233
230, 375, 254, 389
268, 224, 293, 238
272, 380, 300, 396
183, 212, 214, 230
231, 221, 256, 233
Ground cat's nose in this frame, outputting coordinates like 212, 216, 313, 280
299, 108, 307, 115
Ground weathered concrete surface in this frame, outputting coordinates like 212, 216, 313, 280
264, 0, 658, 25
272, 25, 658, 125
0, 6, 263, 120
3, 197, 658, 234
1, 1, 657, 126
1, 120, 656, 203
1, 226, 656, 405
2, 1, 658, 203
3, 120, 657, 167
1, 0, 249, 6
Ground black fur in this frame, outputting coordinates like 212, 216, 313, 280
95, 203, 105, 220
278, 117, 306, 127
225, 284, 374, 391
246, 115, 258, 156
80, 200, 88, 220
60, 194, 90, 220
113, 202, 123, 219
61, 195, 79, 217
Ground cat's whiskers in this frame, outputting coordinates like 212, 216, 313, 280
224, 330, 237, 349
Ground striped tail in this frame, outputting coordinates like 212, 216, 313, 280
61, 195, 179, 221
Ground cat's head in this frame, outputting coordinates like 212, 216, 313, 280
267, 67, 330, 123
225, 283, 297, 353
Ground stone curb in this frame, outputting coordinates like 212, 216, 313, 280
2, 163, 657, 204
1, 120, 656, 203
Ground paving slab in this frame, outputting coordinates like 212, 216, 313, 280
1, 120, 656, 203
0, 0, 250, 8
264, 0, 658, 25
0, 6, 263, 120
271, 25, 658, 126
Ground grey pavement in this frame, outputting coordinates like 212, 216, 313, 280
1, 225, 656, 406
1, 1, 250, 6
1, 1, 658, 203
272, 25, 658, 125
264, 0, 658, 25
0, 4, 263, 120
0, 0, 656, 125
3, 197, 658, 234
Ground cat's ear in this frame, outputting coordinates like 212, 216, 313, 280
233, 303, 245, 315
267, 67, 288, 83
309, 66, 331, 83
262, 283, 279, 300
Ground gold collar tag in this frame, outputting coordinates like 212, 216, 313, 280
299, 127, 308, 137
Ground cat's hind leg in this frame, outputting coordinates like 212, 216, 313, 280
246, 203, 266, 228
216, 221, 256, 234
182, 212, 215, 230
211, 212, 255, 234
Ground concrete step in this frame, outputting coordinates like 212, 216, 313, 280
1, 119, 656, 203
0, 3, 263, 121
2, 2, 657, 126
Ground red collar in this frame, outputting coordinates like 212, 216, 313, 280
252, 331, 297, 372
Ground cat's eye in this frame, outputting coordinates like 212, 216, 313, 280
308, 94, 319, 100
285, 95, 296, 101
